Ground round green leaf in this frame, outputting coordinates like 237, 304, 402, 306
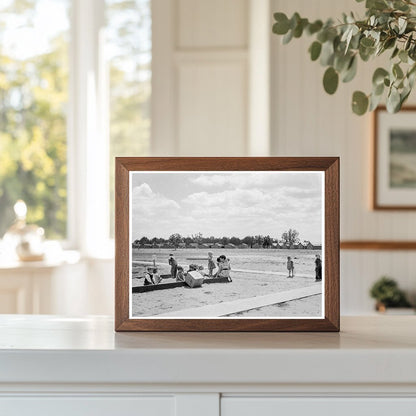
323, 67, 339, 95
393, 63, 404, 79
273, 13, 290, 35
369, 92, 383, 112
307, 20, 323, 35
342, 56, 357, 83
399, 50, 408, 63
384, 37, 396, 50
352, 91, 369, 115
391, 47, 399, 59
372, 68, 389, 86
320, 41, 335, 66
309, 41, 322, 61
373, 82, 384, 96
387, 88, 401, 113
360, 37, 375, 48
282, 29, 293, 45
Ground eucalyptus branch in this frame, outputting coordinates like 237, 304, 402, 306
272, 0, 416, 115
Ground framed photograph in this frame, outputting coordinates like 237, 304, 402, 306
115, 157, 339, 332
374, 106, 416, 209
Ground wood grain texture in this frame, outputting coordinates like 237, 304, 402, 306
341, 241, 416, 250
114, 157, 340, 332
373, 106, 416, 210
114, 160, 130, 330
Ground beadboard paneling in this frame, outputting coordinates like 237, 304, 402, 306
177, 0, 248, 49
177, 61, 247, 156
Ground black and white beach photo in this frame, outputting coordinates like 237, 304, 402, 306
130, 171, 324, 319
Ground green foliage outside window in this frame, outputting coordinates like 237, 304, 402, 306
0, 1, 69, 238
0, 0, 151, 240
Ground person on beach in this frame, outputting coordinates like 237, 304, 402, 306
168, 254, 178, 279
176, 266, 185, 282
207, 252, 216, 277
287, 256, 294, 278
315, 254, 322, 281
215, 255, 232, 282
143, 267, 161, 285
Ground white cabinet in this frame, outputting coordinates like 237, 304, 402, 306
222, 398, 416, 416
1, 397, 175, 416
0, 316, 416, 416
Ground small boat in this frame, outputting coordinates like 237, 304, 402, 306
132, 277, 231, 293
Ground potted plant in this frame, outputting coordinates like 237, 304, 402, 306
272, 0, 416, 115
369, 276, 413, 312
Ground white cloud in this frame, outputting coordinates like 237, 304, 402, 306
190, 172, 321, 192
131, 173, 323, 242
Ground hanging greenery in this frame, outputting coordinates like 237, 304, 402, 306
272, 0, 416, 115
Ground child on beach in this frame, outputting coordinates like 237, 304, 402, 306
176, 266, 185, 282
207, 252, 216, 277
287, 256, 294, 278
168, 254, 178, 279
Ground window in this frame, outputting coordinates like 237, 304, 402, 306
0, 0, 70, 239
0, 0, 151, 251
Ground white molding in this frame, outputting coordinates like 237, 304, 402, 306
174, 49, 248, 62
69, 0, 108, 255
248, 0, 271, 156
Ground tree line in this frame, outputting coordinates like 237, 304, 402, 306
133, 229, 314, 248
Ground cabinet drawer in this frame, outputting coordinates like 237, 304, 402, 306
222, 397, 416, 416
0, 396, 174, 416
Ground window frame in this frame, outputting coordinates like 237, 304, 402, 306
67, 0, 111, 257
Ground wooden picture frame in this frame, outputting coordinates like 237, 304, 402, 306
373, 106, 416, 210
115, 157, 339, 332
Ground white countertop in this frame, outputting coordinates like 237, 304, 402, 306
0, 315, 415, 386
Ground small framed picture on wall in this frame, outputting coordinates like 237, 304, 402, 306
114, 157, 339, 332
374, 106, 416, 209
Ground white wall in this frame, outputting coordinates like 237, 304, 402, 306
271, 0, 416, 313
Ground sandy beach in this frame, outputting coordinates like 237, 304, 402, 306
131, 248, 323, 317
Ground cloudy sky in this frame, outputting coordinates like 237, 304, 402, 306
131, 171, 323, 243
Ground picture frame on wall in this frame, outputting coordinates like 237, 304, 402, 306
115, 157, 339, 332
374, 106, 416, 210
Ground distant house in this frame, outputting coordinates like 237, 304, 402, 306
252, 243, 260, 249
225, 243, 236, 249
200, 243, 210, 248
143, 243, 153, 248
304, 241, 314, 250
178, 242, 186, 248
240, 243, 249, 249
189, 242, 199, 248
213, 242, 223, 248
296, 243, 305, 249
313, 244, 322, 250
